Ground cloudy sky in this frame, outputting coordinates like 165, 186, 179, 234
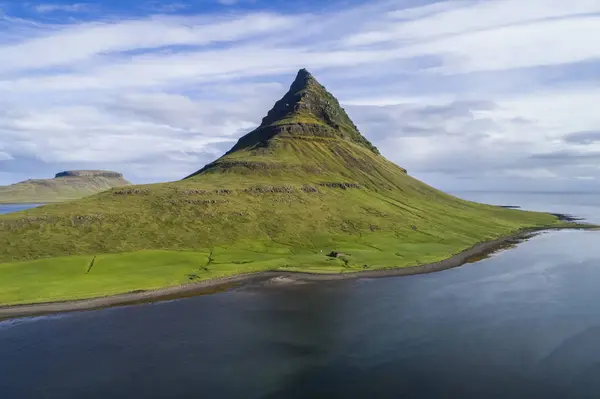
0, 0, 599, 191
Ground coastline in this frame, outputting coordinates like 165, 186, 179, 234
1, 224, 596, 320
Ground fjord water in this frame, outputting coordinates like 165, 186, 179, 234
1, 193, 600, 399
0, 203, 44, 214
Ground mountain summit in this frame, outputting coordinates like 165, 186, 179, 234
187, 69, 381, 179
228, 68, 378, 154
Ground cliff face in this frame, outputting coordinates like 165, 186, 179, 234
0, 170, 130, 204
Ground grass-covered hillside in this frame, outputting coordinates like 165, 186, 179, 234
0, 170, 130, 204
0, 70, 566, 306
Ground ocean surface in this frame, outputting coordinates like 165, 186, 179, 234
1, 192, 600, 398
0, 203, 44, 214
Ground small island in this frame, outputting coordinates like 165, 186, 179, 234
0, 170, 130, 204
0, 69, 589, 316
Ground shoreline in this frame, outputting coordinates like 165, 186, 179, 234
1, 225, 596, 320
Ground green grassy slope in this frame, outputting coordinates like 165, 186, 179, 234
0, 171, 130, 204
0, 70, 567, 306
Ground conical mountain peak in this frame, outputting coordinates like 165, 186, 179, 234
227, 69, 380, 155
185, 69, 382, 179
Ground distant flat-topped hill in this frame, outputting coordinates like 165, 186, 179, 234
0, 170, 130, 204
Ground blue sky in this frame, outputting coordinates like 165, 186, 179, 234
1, 0, 600, 191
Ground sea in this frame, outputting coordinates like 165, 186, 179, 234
0, 192, 599, 398
0, 203, 44, 214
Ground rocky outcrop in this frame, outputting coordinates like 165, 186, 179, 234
113, 188, 149, 196
301, 184, 319, 193
241, 185, 295, 194
194, 158, 324, 176
168, 199, 227, 205
319, 182, 361, 190
172, 184, 321, 199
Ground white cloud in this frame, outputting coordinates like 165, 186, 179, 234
346, 0, 600, 45
0, 81, 280, 181
408, 16, 600, 74
0, 13, 303, 74
3, 2, 600, 94
0, 96, 258, 164
344, 84, 600, 189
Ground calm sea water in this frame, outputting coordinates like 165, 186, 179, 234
0, 203, 44, 214
455, 191, 600, 224
1, 193, 600, 398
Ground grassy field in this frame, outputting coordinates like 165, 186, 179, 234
0, 172, 564, 306
0, 69, 569, 306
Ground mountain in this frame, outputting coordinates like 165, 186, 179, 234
186, 68, 379, 180
0, 170, 130, 204
0, 70, 566, 306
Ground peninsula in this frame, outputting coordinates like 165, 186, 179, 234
0, 69, 580, 309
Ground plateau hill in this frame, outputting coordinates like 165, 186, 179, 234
0, 170, 130, 204
0, 70, 568, 306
